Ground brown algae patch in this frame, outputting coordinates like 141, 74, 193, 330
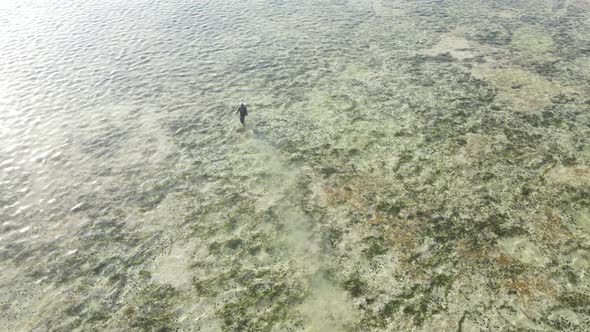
504, 274, 559, 300
462, 133, 493, 161
534, 207, 574, 246
546, 166, 590, 188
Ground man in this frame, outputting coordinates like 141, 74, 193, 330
236, 102, 248, 126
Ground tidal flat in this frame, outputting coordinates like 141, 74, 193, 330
1, 0, 590, 331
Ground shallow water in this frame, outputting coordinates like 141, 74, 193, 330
1, 0, 590, 330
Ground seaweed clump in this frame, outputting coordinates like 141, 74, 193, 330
124, 284, 180, 331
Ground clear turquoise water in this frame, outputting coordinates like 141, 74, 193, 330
1, 0, 590, 330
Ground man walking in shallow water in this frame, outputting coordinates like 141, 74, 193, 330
236, 102, 248, 126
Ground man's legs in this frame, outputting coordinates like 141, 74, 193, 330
240, 115, 245, 125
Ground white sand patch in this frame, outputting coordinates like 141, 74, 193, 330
298, 276, 359, 332
370, 0, 404, 17
511, 26, 554, 55
471, 67, 580, 112
424, 33, 477, 60
151, 240, 197, 289
498, 237, 549, 267
575, 208, 590, 234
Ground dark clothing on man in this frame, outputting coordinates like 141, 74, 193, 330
237, 104, 248, 125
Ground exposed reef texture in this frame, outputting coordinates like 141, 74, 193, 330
1, 0, 590, 331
